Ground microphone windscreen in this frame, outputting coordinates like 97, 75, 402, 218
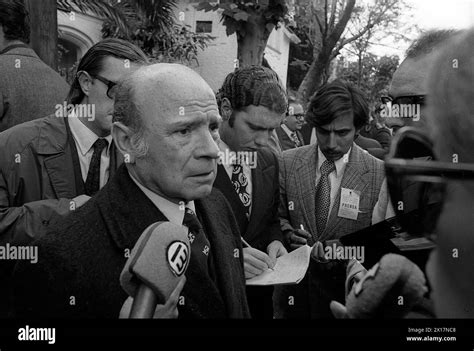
120, 221, 191, 303
346, 253, 428, 318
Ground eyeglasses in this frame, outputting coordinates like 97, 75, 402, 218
385, 127, 474, 241
381, 95, 426, 107
91, 74, 119, 99
289, 114, 305, 121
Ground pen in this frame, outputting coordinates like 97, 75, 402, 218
241, 237, 252, 248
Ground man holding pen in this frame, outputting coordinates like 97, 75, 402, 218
214, 66, 288, 319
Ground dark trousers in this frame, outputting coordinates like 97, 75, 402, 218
246, 285, 274, 319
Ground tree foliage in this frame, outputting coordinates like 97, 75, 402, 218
292, 0, 415, 104
196, 0, 290, 66
336, 53, 399, 109
57, 0, 214, 65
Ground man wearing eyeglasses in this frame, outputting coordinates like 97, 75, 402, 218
383, 30, 459, 135
276, 100, 305, 151
0, 38, 148, 246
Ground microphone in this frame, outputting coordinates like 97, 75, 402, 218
342, 254, 428, 318
120, 221, 191, 318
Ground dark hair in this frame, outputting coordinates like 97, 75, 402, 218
216, 65, 287, 126
405, 29, 460, 59
66, 38, 149, 105
0, 0, 30, 43
306, 79, 369, 130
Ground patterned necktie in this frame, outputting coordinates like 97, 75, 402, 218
182, 207, 211, 270
231, 163, 252, 218
84, 138, 108, 196
315, 159, 336, 235
291, 132, 301, 147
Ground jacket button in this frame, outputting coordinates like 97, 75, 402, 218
42, 220, 49, 226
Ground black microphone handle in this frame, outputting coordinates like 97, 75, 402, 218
129, 285, 158, 318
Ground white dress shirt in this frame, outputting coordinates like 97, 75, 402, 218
218, 139, 253, 214
68, 111, 112, 189
129, 172, 195, 225
316, 146, 394, 225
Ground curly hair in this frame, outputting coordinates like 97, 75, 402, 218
0, 0, 30, 43
306, 79, 369, 130
216, 66, 287, 126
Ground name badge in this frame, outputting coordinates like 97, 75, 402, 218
338, 188, 360, 220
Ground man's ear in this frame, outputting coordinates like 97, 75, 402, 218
330, 300, 349, 319
220, 97, 233, 122
112, 122, 136, 164
77, 70, 92, 97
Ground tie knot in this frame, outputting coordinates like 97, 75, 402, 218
183, 207, 202, 234
93, 138, 108, 153
320, 159, 335, 176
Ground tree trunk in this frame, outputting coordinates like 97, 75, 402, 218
297, 49, 331, 103
237, 14, 273, 67
26, 0, 59, 71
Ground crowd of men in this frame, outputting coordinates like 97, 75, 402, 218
1, 0, 473, 319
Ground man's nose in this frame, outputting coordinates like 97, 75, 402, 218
328, 132, 337, 149
198, 130, 220, 159
254, 130, 270, 148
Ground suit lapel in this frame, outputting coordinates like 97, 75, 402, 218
294, 146, 318, 240
196, 192, 248, 318
214, 165, 248, 234
39, 117, 80, 198
320, 146, 369, 241
245, 161, 273, 242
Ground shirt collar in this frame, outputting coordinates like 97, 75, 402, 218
317, 145, 352, 177
68, 109, 112, 156
128, 170, 195, 225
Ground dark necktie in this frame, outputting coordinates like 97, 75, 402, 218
315, 159, 336, 235
182, 207, 212, 272
84, 138, 108, 196
231, 163, 252, 218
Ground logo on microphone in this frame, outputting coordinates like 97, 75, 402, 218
167, 241, 189, 276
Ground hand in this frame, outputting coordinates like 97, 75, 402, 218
310, 241, 329, 263
119, 277, 186, 319
266, 240, 287, 265
285, 228, 311, 250
330, 300, 349, 319
72, 194, 91, 208
243, 247, 274, 279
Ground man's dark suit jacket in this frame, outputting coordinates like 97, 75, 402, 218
12, 165, 250, 318
214, 147, 282, 251
275, 125, 304, 151
213, 147, 282, 319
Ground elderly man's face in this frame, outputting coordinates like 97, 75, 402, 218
386, 54, 437, 134
133, 79, 221, 203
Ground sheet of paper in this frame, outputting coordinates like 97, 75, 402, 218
246, 245, 312, 286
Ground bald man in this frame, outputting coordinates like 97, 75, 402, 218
11, 64, 250, 318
